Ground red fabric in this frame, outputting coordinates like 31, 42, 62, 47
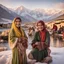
63, 32, 64, 38
39, 30, 47, 50
53, 25, 57, 31
40, 30, 46, 42
34, 20, 48, 50
37, 20, 46, 42
37, 20, 46, 46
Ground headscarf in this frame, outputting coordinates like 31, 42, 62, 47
37, 20, 46, 42
10, 17, 24, 37
53, 24, 57, 31
37, 20, 46, 30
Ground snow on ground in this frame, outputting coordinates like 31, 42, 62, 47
50, 47, 64, 64
0, 47, 64, 64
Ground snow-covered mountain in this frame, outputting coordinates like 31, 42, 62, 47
0, 4, 37, 23
49, 10, 64, 21
15, 6, 37, 21
0, 4, 64, 23
15, 6, 29, 15
0, 4, 12, 14
15, 6, 47, 20
14, 6, 64, 21
0, 4, 20, 20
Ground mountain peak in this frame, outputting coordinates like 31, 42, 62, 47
0, 4, 5, 8
0, 4, 3, 6
16, 5, 26, 11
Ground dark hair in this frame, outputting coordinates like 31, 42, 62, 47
37, 20, 45, 26
37, 20, 46, 30
14, 17, 22, 22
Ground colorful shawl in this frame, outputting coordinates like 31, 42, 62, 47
11, 20, 24, 37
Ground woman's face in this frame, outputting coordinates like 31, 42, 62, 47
37, 23, 44, 31
15, 19, 21, 28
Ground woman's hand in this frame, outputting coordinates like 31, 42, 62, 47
32, 42, 39, 48
35, 42, 39, 45
17, 43, 25, 54
17, 37, 28, 48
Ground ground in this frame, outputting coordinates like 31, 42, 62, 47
0, 47, 64, 64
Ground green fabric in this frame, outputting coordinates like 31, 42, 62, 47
12, 48, 19, 64
32, 31, 50, 46
12, 46, 27, 64
31, 31, 50, 62
22, 51, 27, 64
31, 48, 48, 62
9, 28, 27, 43
9, 28, 27, 64
9, 29, 16, 43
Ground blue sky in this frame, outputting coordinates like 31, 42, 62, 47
0, 0, 64, 9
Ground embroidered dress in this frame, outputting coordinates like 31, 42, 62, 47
8, 20, 27, 64
31, 31, 50, 62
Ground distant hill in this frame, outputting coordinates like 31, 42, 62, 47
14, 5, 64, 22
54, 14, 64, 21
47, 13, 64, 25
0, 4, 14, 20
0, 4, 64, 23
0, 4, 37, 23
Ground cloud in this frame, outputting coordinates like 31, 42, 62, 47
54, 3, 64, 9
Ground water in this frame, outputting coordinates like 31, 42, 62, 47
0, 28, 9, 32
50, 36, 64, 47
0, 28, 64, 51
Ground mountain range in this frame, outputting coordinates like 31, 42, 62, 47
0, 4, 37, 23
0, 4, 64, 23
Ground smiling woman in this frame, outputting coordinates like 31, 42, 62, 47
8, 17, 28, 64
28, 20, 52, 63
